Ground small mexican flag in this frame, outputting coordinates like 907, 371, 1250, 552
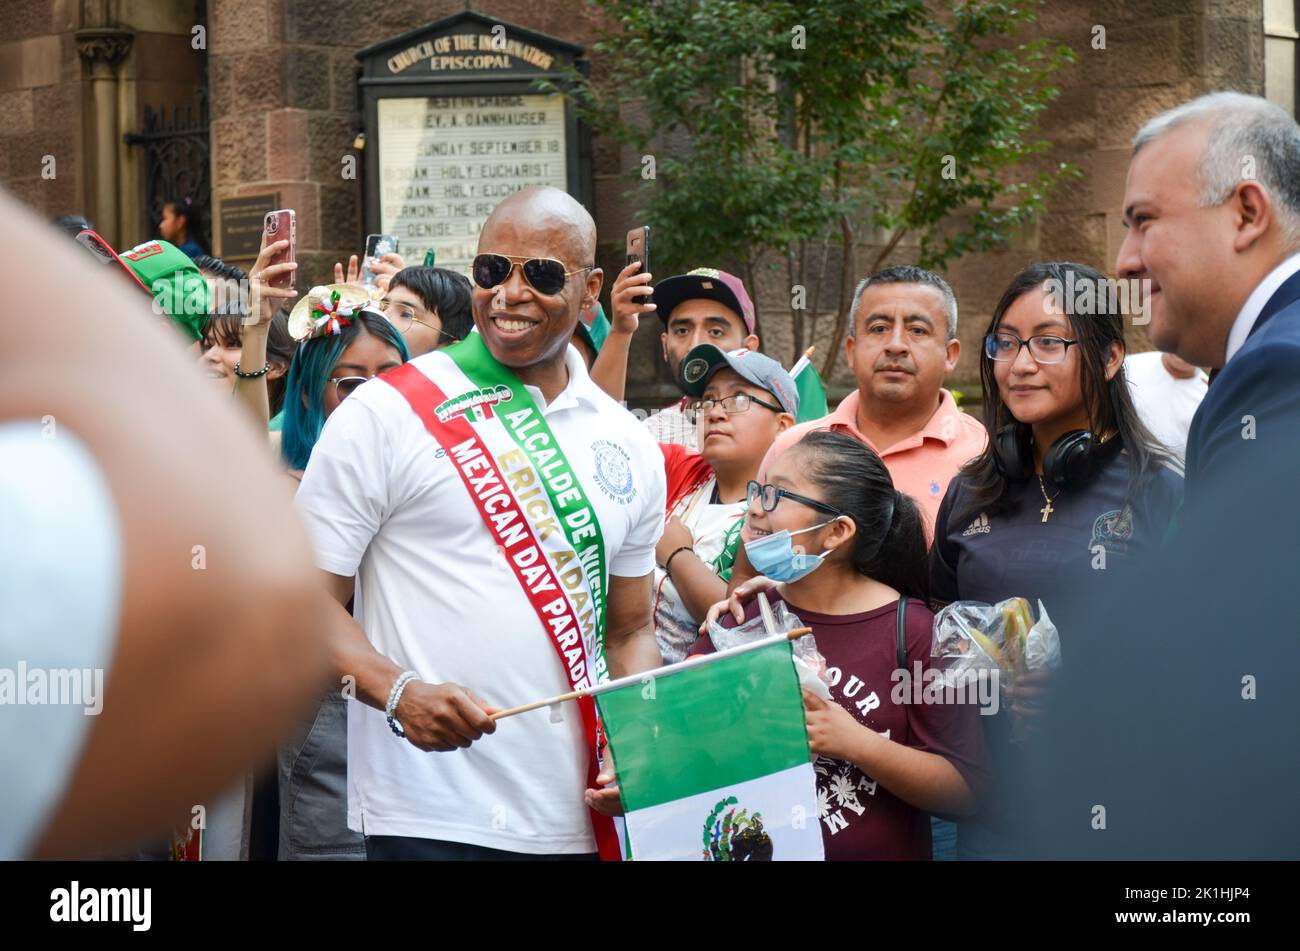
597, 637, 824, 861
790, 347, 828, 424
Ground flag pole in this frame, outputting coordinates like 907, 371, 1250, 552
488, 626, 813, 721
788, 345, 816, 379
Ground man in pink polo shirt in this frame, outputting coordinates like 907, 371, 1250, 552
759, 266, 986, 540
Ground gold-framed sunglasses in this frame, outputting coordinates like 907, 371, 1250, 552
472, 252, 593, 296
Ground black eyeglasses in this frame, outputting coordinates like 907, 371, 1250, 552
746, 480, 844, 518
984, 331, 1080, 365
686, 393, 783, 418
472, 253, 593, 296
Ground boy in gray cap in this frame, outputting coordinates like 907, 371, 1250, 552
652, 343, 797, 661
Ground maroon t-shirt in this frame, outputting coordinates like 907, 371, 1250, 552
689, 593, 988, 860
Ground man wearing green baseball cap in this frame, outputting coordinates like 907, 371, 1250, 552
75, 229, 211, 342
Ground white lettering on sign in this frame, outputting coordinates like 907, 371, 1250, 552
377, 95, 568, 271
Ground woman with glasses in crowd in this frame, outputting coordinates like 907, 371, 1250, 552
280, 285, 410, 481
275, 284, 409, 861
695, 430, 988, 860
928, 260, 1183, 860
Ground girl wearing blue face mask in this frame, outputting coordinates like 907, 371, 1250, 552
691, 430, 988, 860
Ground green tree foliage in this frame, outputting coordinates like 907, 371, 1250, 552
547, 0, 1078, 372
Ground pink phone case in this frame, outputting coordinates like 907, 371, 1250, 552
263, 210, 296, 290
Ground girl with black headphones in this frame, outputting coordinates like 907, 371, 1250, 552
929, 261, 1183, 859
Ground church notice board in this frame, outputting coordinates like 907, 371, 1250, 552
356, 11, 591, 274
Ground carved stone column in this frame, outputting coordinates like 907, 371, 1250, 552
76, 28, 134, 246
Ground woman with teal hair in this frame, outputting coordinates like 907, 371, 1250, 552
280, 285, 410, 478
277, 284, 409, 860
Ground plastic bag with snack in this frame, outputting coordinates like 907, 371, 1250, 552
706, 600, 831, 700
931, 597, 1062, 691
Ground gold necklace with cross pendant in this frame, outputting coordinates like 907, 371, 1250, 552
1037, 475, 1060, 523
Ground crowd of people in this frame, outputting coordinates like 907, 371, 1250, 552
5, 88, 1300, 862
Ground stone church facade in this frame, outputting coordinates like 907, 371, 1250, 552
0, 0, 1281, 405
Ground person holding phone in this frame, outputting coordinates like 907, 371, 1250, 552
594, 262, 761, 450
210, 235, 299, 429
928, 260, 1183, 859
197, 306, 294, 422
334, 249, 406, 295
361, 234, 399, 290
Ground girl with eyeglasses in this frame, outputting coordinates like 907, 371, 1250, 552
694, 430, 988, 860
280, 287, 410, 480
273, 292, 408, 862
928, 261, 1183, 860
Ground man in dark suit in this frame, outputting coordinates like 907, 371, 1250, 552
1116, 92, 1300, 502
1018, 92, 1300, 859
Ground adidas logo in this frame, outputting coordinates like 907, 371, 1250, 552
962, 513, 991, 537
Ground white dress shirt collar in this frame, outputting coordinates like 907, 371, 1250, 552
1224, 252, 1300, 365
464, 326, 604, 414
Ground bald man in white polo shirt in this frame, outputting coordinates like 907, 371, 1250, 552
297, 187, 666, 860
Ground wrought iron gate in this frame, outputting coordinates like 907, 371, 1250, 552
124, 87, 210, 247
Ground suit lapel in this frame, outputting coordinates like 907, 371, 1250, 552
1190, 269, 1300, 483
1247, 267, 1300, 342
1204, 268, 1300, 391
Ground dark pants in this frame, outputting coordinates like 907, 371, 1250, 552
364, 835, 599, 862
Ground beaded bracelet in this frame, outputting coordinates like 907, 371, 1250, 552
385, 670, 419, 738
233, 360, 271, 379
663, 545, 694, 577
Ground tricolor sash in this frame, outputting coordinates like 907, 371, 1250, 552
383, 333, 619, 860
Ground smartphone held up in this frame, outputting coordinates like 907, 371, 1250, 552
263, 210, 297, 290
362, 234, 399, 290
626, 225, 650, 275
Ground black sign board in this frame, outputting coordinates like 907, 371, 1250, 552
218, 193, 279, 260
355, 12, 591, 272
